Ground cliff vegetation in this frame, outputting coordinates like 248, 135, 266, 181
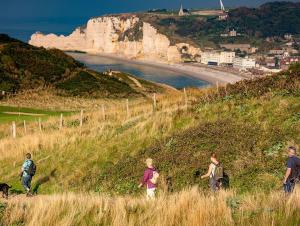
0, 34, 168, 98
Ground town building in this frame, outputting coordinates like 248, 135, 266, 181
269, 49, 285, 55
233, 57, 256, 70
201, 51, 235, 65
280, 56, 300, 70
269, 47, 298, 56
265, 57, 277, 68
218, 13, 228, 20
229, 29, 237, 37
220, 29, 240, 37
284, 34, 293, 40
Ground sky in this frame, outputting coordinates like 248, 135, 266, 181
1, 0, 299, 41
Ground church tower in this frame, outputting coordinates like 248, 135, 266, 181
179, 3, 184, 16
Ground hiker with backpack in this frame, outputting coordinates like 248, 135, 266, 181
20, 153, 36, 196
201, 153, 223, 192
283, 146, 300, 193
138, 158, 159, 200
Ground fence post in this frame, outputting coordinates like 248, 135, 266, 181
23, 120, 27, 134
216, 81, 219, 94
153, 93, 157, 113
126, 99, 129, 119
183, 88, 188, 111
12, 121, 16, 138
102, 105, 105, 120
80, 110, 83, 127
38, 118, 42, 132
59, 114, 63, 130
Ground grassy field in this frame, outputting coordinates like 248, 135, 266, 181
0, 105, 70, 124
0, 65, 299, 225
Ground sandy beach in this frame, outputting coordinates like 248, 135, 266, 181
81, 52, 245, 85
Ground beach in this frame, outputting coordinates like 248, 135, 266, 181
78, 52, 245, 85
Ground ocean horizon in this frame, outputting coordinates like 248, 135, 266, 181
0, 17, 88, 42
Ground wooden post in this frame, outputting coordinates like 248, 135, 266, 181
216, 81, 219, 94
59, 114, 63, 130
23, 120, 27, 134
12, 121, 16, 138
204, 89, 209, 101
80, 110, 83, 127
102, 105, 105, 120
183, 88, 188, 111
38, 118, 42, 131
153, 93, 157, 113
126, 99, 129, 118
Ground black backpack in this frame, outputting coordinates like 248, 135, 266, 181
27, 160, 37, 177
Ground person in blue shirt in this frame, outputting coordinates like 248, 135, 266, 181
20, 153, 34, 196
283, 147, 300, 193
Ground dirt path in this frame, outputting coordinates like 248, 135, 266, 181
127, 76, 143, 88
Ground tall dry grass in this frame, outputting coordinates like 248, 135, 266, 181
2, 188, 233, 226
0, 90, 196, 161
2, 187, 300, 226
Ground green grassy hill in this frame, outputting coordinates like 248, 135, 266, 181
140, 1, 300, 49
97, 65, 300, 194
0, 105, 70, 123
0, 34, 169, 98
0, 64, 299, 196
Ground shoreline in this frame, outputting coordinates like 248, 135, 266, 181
68, 52, 245, 85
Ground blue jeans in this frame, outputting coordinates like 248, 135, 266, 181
22, 175, 32, 192
283, 180, 295, 193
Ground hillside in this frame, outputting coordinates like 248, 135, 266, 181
0, 64, 298, 194
0, 34, 170, 98
95, 64, 300, 194
140, 1, 300, 49
0, 64, 299, 225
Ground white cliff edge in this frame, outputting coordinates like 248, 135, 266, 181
29, 15, 201, 63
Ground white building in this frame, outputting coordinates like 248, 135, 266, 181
233, 57, 256, 70
201, 51, 235, 65
229, 29, 237, 37
179, 4, 184, 16
178, 4, 189, 16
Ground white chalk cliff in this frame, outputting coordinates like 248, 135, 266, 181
29, 15, 201, 63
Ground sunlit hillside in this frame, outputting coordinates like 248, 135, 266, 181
0, 64, 299, 225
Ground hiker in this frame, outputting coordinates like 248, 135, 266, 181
283, 146, 300, 193
138, 158, 159, 200
20, 153, 36, 196
201, 153, 223, 192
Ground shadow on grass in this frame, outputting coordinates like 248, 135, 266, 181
10, 189, 23, 195
32, 169, 57, 194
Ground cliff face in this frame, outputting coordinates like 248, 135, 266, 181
29, 15, 201, 63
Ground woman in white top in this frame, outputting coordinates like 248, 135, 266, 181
201, 153, 220, 192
